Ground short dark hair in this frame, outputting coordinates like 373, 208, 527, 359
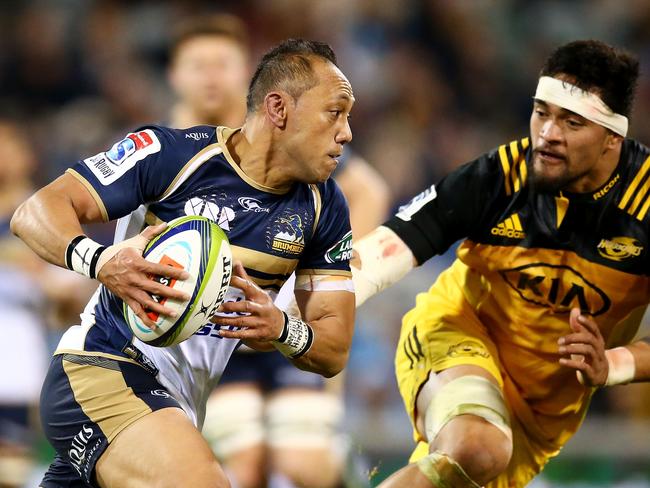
540, 40, 639, 116
170, 14, 250, 61
246, 39, 338, 113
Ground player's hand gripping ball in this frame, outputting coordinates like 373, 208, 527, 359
124, 216, 232, 347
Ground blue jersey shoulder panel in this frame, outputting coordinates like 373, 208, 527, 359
69, 125, 218, 220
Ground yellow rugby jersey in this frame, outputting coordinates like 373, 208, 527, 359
385, 137, 650, 449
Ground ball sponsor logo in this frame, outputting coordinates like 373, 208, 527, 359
145, 253, 185, 323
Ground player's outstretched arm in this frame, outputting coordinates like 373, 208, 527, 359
351, 225, 417, 307
558, 308, 650, 386
215, 262, 354, 377
11, 173, 101, 266
10, 173, 189, 328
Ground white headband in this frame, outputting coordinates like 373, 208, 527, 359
534, 76, 628, 136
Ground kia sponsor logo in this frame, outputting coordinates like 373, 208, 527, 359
500, 262, 611, 316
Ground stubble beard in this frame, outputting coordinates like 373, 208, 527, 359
529, 155, 582, 194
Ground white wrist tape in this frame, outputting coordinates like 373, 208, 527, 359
273, 312, 314, 359
94, 231, 151, 278
352, 226, 414, 307
605, 347, 636, 385
65, 235, 106, 279
534, 76, 628, 136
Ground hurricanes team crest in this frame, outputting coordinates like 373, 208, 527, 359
271, 214, 305, 255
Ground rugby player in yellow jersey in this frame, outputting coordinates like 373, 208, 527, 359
351, 40, 650, 487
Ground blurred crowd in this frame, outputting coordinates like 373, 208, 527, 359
2, 0, 650, 486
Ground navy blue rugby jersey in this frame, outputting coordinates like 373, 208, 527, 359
63, 125, 352, 356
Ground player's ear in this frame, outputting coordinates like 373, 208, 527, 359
264, 91, 289, 129
604, 131, 623, 151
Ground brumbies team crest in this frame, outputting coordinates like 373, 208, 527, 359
270, 213, 305, 255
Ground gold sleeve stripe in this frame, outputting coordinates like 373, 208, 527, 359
310, 184, 323, 235
498, 144, 512, 195
159, 143, 223, 201
231, 245, 298, 276
66, 169, 109, 222
626, 172, 650, 216
296, 269, 353, 277
518, 137, 529, 186
636, 195, 650, 221
618, 155, 650, 211
499, 138, 529, 196
518, 154, 528, 187
509, 141, 522, 193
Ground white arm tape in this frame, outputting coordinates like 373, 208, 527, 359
94, 231, 151, 278
352, 226, 415, 307
273, 312, 314, 359
65, 236, 106, 279
294, 275, 355, 292
605, 347, 636, 385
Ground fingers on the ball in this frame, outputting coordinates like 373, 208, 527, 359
143, 262, 190, 280
233, 261, 247, 278
218, 300, 261, 314
218, 328, 262, 339
127, 299, 157, 329
141, 223, 168, 239
230, 275, 261, 297
141, 279, 190, 301
133, 290, 177, 318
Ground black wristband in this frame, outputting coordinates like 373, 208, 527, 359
277, 312, 290, 343
65, 235, 86, 270
88, 245, 107, 279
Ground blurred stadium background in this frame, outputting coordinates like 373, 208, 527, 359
1, 0, 650, 486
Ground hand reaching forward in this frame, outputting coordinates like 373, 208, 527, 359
96, 223, 190, 329
211, 262, 285, 342
558, 308, 608, 386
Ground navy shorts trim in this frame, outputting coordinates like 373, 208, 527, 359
40, 353, 180, 487
220, 349, 325, 390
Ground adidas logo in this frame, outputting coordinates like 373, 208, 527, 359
491, 213, 526, 239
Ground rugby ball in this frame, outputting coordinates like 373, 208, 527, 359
124, 216, 233, 347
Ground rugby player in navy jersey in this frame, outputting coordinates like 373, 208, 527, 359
167, 16, 389, 488
349, 40, 650, 488
12, 39, 356, 488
